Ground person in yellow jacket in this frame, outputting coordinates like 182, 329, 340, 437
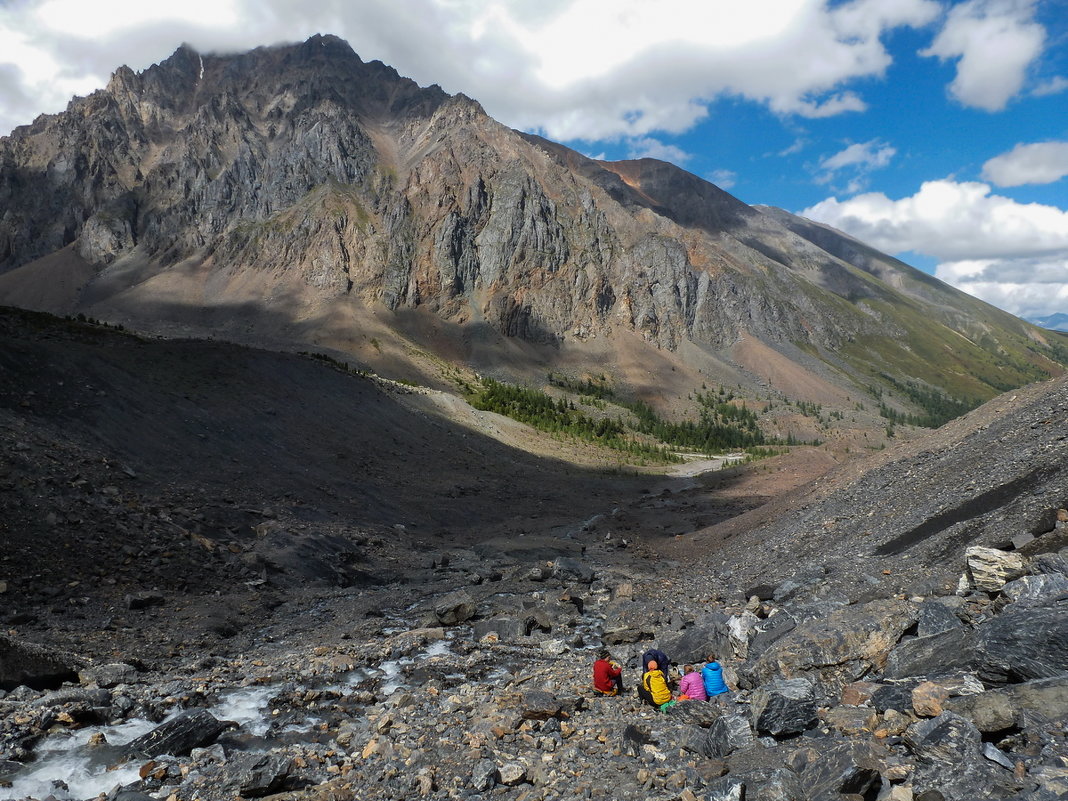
638, 660, 675, 711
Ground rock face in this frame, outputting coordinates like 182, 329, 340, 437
0, 35, 1062, 414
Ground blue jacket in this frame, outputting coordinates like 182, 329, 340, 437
702, 661, 728, 696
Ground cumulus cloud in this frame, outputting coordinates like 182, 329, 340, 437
982, 141, 1068, 186
0, 0, 943, 138
921, 0, 1046, 111
709, 169, 737, 189
801, 179, 1068, 317
814, 139, 896, 192
820, 140, 896, 172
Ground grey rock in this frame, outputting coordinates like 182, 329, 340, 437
126, 709, 229, 757
870, 681, 918, 712
701, 714, 754, 757
125, 590, 166, 610
746, 611, 797, 659
742, 599, 917, 692
657, 612, 733, 664
904, 711, 982, 764
1000, 574, 1068, 607
433, 589, 476, 626
751, 677, 819, 737
32, 687, 111, 707
798, 741, 884, 801
916, 600, 963, 637
550, 557, 594, 583
1029, 552, 1068, 577
236, 753, 291, 797
981, 741, 1015, 770
976, 598, 1068, 683
472, 616, 527, 641
471, 758, 497, 791
80, 662, 138, 688
883, 626, 976, 679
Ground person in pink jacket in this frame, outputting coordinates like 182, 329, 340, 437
677, 664, 707, 701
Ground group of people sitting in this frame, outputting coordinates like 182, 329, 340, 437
592, 647, 730, 712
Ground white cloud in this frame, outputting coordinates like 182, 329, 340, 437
801, 179, 1068, 317
709, 169, 737, 189
627, 137, 692, 164
1033, 76, 1068, 97
982, 141, 1068, 186
921, 0, 1046, 111
814, 138, 896, 192
820, 140, 896, 171
0, 0, 943, 139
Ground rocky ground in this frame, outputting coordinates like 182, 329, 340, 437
2, 308, 1067, 800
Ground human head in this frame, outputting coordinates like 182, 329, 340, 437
706, 654, 717, 664
598, 648, 611, 661
646, 660, 658, 671
684, 664, 694, 674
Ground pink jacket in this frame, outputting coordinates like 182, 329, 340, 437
678, 671, 707, 700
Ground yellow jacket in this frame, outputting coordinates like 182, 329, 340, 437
642, 669, 671, 706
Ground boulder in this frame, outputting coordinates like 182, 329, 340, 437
80, 662, 138, 688
976, 598, 1068, 683
743, 599, 917, 692
708, 769, 803, 801
667, 699, 724, 727
945, 691, 1017, 732
550, 557, 594, 583
823, 706, 876, 735
433, 590, 476, 626
751, 677, 819, 737
883, 627, 976, 680
1000, 676, 1068, 724
1000, 574, 1068, 607
904, 712, 981, 764
870, 681, 918, 713
746, 611, 797, 659
701, 714, 754, 758
471, 759, 497, 791
797, 741, 885, 801
965, 546, 1025, 593
472, 616, 527, 641
602, 600, 660, 644
236, 753, 291, 797
126, 709, 229, 757
1029, 552, 1068, 577
0, 633, 85, 691
916, 600, 963, 637
657, 612, 733, 664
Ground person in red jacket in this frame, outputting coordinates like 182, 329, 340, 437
593, 649, 624, 696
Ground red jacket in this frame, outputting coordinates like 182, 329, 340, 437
593, 659, 622, 693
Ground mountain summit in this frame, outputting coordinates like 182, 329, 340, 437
1, 35, 1065, 431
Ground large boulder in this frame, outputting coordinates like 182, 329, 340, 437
742, 599, 917, 692
745, 611, 797, 660
433, 590, 476, 626
883, 627, 976, 680
916, 599, 963, 637
796, 741, 885, 801
965, 546, 1025, 593
657, 612, 733, 664
602, 600, 661, 644
1000, 574, 1068, 607
751, 677, 819, 737
549, 557, 594, 583
701, 714, 754, 757
976, 598, 1068, 683
126, 709, 229, 757
0, 633, 85, 691
904, 712, 1016, 801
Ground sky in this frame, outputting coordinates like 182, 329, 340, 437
1, 0, 1067, 322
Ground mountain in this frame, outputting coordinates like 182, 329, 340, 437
1030, 312, 1068, 332
1, 34, 1066, 439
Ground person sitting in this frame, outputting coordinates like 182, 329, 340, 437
702, 654, 730, 707
638, 659, 675, 711
640, 648, 671, 682
592, 650, 623, 696
677, 664, 707, 701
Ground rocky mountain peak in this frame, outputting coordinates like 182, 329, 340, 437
0, 34, 1065, 427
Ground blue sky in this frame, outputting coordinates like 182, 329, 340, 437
1, 0, 1066, 321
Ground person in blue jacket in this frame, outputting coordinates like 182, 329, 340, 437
702, 653, 730, 707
